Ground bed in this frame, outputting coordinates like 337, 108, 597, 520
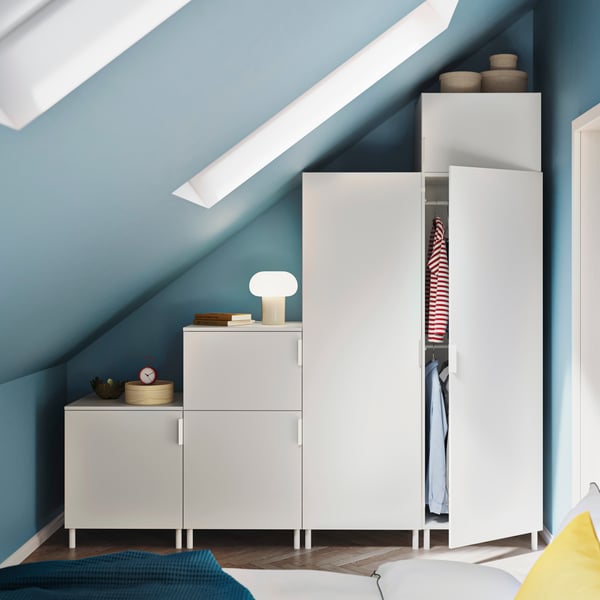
226, 556, 527, 600
1, 484, 598, 599
0, 552, 526, 600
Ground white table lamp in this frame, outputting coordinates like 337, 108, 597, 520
249, 271, 298, 325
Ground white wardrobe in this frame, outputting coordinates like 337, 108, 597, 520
302, 93, 543, 549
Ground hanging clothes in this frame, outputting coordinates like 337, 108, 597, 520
426, 217, 449, 343
425, 359, 449, 515
439, 361, 450, 417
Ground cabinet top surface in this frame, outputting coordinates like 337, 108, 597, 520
65, 393, 183, 410
183, 322, 302, 332
420, 92, 541, 99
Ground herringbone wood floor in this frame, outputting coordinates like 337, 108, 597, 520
23, 528, 541, 575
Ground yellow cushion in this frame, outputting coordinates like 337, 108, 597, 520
515, 511, 600, 599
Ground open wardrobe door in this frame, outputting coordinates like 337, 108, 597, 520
447, 166, 543, 548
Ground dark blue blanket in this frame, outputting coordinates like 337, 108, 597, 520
0, 550, 255, 599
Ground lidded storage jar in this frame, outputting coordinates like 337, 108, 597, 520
439, 71, 481, 93
481, 53, 528, 92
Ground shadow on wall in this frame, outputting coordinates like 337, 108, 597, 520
36, 368, 66, 530
0, 365, 66, 564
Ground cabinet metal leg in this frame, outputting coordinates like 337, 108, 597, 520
68, 529, 76, 549
187, 529, 194, 550
531, 531, 538, 551
175, 529, 182, 550
305, 529, 312, 550
423, 529, 431, 550
293, 529, 300, 549
412, 529, 419, 550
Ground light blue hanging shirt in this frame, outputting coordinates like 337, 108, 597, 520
425, 359, 449, 514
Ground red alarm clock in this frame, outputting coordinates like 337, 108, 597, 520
138, 365, 157, 385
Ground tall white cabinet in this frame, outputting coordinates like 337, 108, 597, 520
302, 173, 423, 543
303, 93, 542, 549
183, 323, 303, 549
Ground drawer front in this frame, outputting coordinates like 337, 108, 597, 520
184, 331, 301, 410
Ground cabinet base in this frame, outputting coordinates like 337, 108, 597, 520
185, 529, 301, 550
65, 529, 183, 550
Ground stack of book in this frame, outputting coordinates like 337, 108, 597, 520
193, 312, 255, 327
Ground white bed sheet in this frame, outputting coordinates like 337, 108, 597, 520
225, 553, 533, 600
484, 550, 543, 583
224, 568, 380, 600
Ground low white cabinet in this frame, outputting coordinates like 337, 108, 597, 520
64, 396, 183, 549
183, 323, 303, 549
64, 325, 302, 550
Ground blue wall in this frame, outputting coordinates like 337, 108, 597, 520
535, 1, 600, 533
0, 366, 66, 563
67, 8, 534, 399
0, 0, 427, 386
324, 10, 534, 174
67, 194, 302, 399
446, 10, 533, 88
67, 11, 535, 390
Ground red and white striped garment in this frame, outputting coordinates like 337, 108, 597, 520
426, 217, 449, 343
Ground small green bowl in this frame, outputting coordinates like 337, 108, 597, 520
90, 377, 125, 399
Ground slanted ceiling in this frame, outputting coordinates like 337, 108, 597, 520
0, 0, 536, 384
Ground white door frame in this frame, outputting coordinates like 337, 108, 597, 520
572, 101, 600, 504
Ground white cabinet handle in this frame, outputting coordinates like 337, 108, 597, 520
449, 344, 458, 374
178, 418, 184, 446
297, 339, 303, 367
297, 418, 303, 446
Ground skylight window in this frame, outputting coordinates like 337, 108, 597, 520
173, 0, 458, 208
0, 0, 191, 130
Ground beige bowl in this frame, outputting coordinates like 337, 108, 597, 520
489, 53, 518, 70
481, 69, 527, 92
439, 71, 481, 93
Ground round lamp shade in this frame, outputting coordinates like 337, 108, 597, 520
249, 271, 298, 297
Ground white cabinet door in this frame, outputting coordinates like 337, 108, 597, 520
302, 172, 423, 529
184, 331, 301, 410
418, 93, 541, 173
65, 410, 183, 529
448, 166, 542, 548
184, 411, 301, 529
